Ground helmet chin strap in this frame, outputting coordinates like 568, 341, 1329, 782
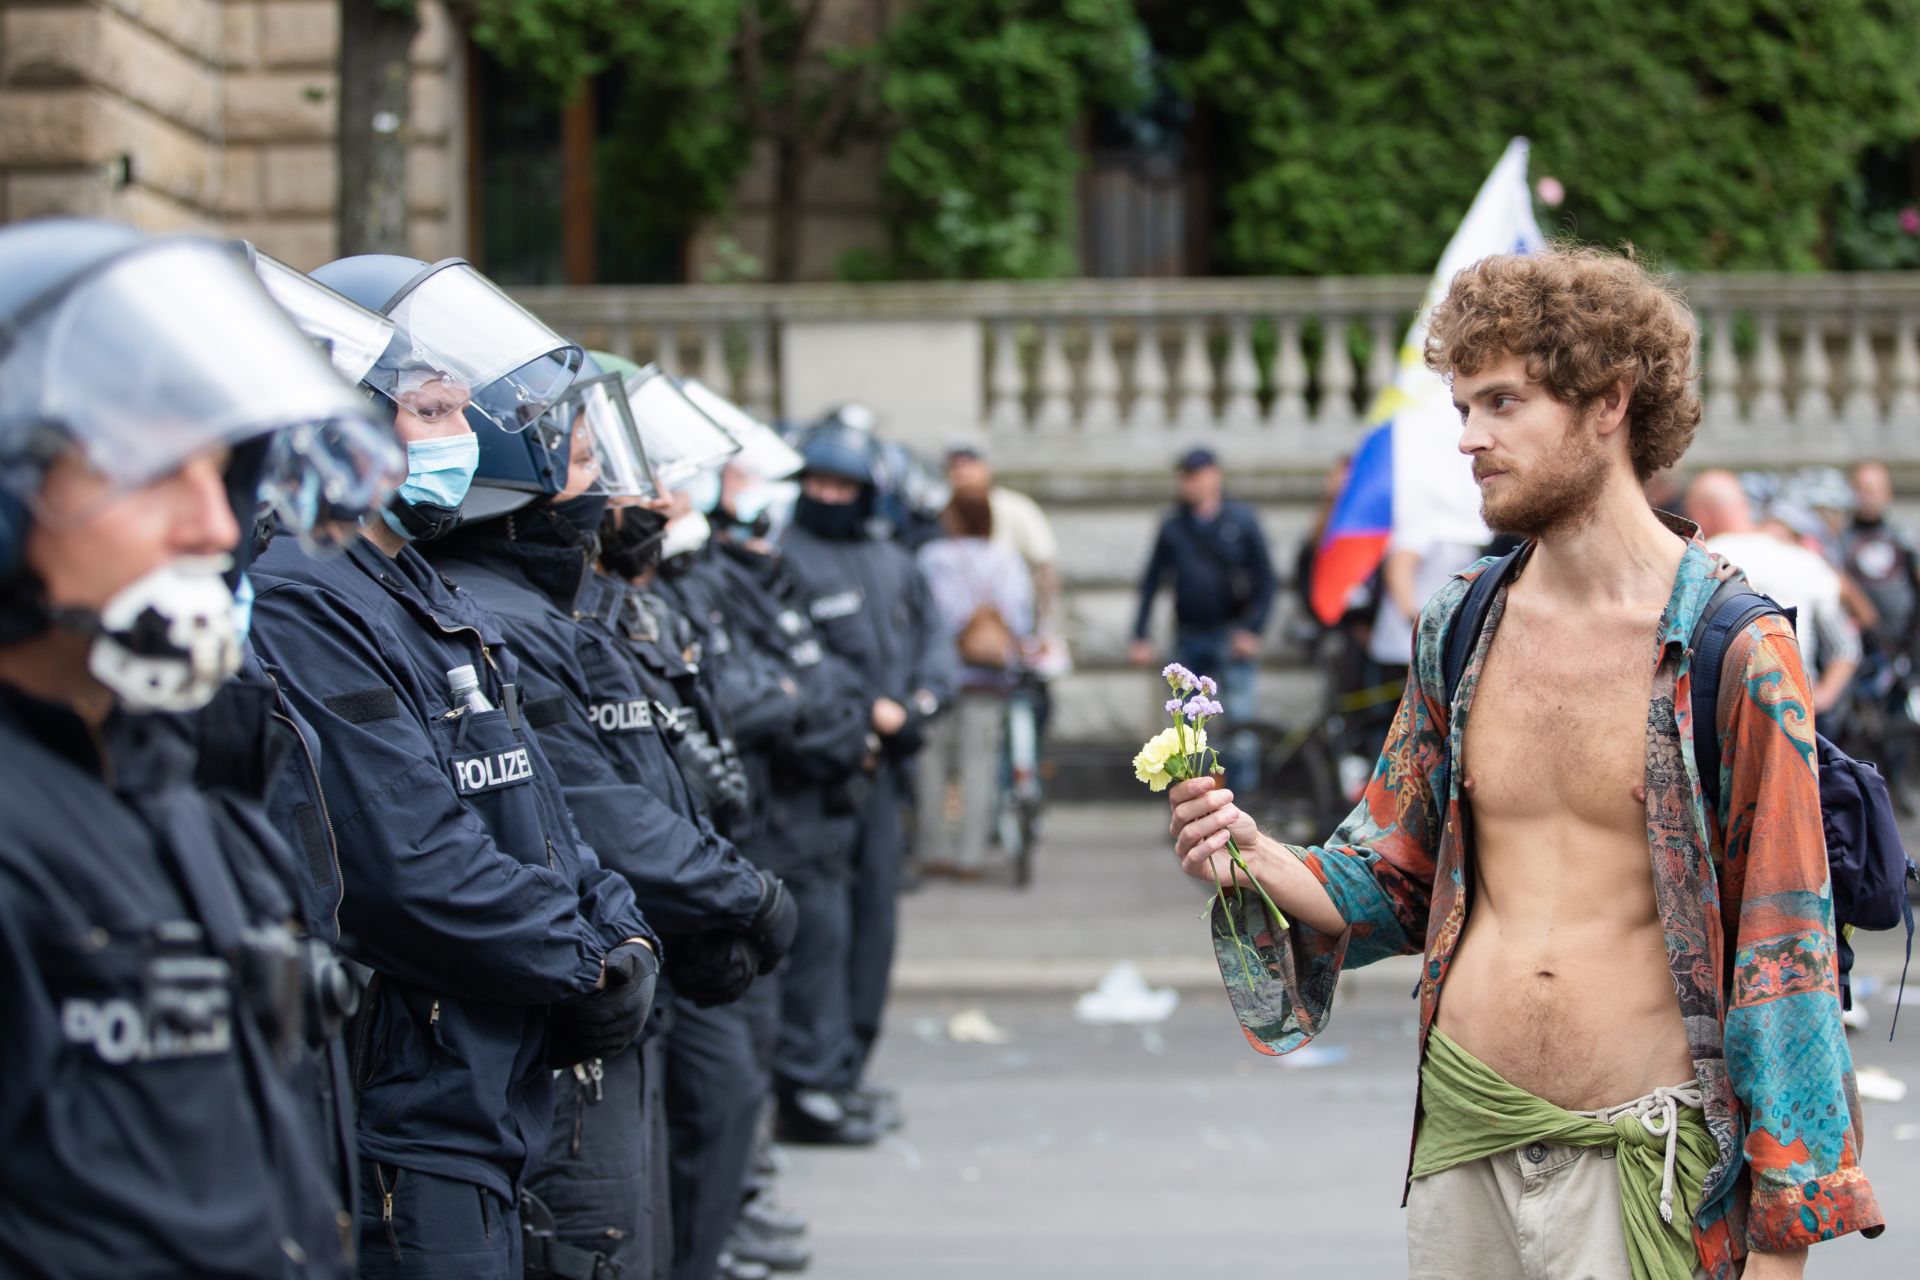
48, 555, 241, 712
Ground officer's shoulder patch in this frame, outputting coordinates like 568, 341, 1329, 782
809, 589, 863, 622
323, 686, 400, 724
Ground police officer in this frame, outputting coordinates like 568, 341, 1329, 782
674, 399, 879, 1261
0, 219, 382, 1277
778, 423, 952, 1135
424, 354, 794, 1280
197, 244, 409, 1244
589, 361, 803, 1280
247, 255, 659, 1279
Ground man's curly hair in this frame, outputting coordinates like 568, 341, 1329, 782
1423, 247, 1700, 480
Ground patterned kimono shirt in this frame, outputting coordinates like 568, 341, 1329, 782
1215, 518, 1883, 1275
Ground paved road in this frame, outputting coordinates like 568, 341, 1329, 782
779, 803, 1919, 1278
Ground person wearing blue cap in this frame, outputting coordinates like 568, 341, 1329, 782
1129, 447, 1276, 784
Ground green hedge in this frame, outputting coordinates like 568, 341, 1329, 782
1176, 0, 1920, 275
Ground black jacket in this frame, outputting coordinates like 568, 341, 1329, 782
249, 534, 650, 1200
780, 519, 953, 760
1132, 499, 1277, 638
425, 521, 765, 938
0, 689, 349, 1278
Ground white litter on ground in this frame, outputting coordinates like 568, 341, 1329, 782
946, 1007, 1013, 1044
1073, 961, 1180, 1025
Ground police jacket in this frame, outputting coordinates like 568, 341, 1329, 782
779, 518, 954, 758
189, 649, 361, 1235
655, 548, 802, 760
425, 517, 765, 938
701, 538, 877, 878
248, 534, 652, 1200
0, 688, 349, 1279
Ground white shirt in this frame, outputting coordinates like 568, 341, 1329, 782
1707, 532, 1860, 674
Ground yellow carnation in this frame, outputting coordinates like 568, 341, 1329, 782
1132, 724, 1208, 792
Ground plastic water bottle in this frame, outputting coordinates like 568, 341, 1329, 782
447, 664, 494, 713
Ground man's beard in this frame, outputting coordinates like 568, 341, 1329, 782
1480, 423, 1609, 539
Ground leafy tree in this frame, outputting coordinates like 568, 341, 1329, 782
1171, 0, 1920, 274
870, 0, 1148, 278
468, 0, 878, 282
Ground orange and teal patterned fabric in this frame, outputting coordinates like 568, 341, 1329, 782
1212, 515, 1883, 1276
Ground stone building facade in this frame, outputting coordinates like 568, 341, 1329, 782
0, 0, 465, 270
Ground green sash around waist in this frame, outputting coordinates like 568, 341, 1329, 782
1412, 1029, 1716, 1280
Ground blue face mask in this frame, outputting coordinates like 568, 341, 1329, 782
681, 468, 723, 515
380, 433, 480, 542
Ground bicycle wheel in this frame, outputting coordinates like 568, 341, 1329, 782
1237, 719, 1341, 848
1004, 693, 1042, 888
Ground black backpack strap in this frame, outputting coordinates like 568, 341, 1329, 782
1441, 548, 1525, 713
1687, 581, 1784, 815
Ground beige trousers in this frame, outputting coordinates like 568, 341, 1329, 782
1407, 1139, 1710, 1280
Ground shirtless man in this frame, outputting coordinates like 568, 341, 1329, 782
1167, 248, 1880, 1279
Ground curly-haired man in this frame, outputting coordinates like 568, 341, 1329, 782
1167, 248, 1881, 1279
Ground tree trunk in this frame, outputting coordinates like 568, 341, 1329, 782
769, 135, 807, 282
337, 0, 419, 257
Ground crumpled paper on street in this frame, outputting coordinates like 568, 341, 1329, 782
1074, 962, 1180, 1025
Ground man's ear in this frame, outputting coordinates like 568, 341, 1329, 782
1591, 378, 1633, 438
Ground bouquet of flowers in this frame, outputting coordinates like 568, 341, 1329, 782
1133, 664, 1288, 991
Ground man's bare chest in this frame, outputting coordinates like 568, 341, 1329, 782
1462, 608, 1658, 825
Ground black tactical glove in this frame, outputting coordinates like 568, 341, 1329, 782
664, 873, 799, 1007
547, 941, 658, 1068
678, 726, 746, 821
746, 871, 798, 975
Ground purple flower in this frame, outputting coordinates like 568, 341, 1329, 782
1182, 696, 1224, 720
1901, 207, 1920, 237
1165, 698, 1186, 716
1161, 662, 1197, 691
1196, 675, 1219, 696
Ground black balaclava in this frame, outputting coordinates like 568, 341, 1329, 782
543, 493, 610, 552
793, 483, 873, 541
599, 505, 670, 578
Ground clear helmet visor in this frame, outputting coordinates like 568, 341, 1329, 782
554, 372, 657, 499
249, 249, 396, 385
0, 237, 382, 511
257, 412, 406, 551
374, 261, 582, 432
679, 377, 801, 482
622, 365, 739, 493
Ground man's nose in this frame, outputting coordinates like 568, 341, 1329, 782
1456, 412, 1492, 456
172, 454, 242, 555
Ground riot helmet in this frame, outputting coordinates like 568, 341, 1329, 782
310, 254, 582, 541
791, 421, 881, 540
231, 241, 405, 553
460, 349, 659, 524
0, 219, 386, 708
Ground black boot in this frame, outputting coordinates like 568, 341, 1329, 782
775, 1089, 883, 1146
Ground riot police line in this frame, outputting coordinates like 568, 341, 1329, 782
0, 218, 952, 1280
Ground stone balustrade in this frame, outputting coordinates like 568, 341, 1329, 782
517, 272, 1920, 473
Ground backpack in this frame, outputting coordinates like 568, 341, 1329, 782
1441, 548, 1916, 1033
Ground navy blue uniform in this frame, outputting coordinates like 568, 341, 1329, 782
426, 521, 772, 1280
0, 688, 349, 1279
248, 534, 653, 1277
192, 651, 363, 1240
778, 520, 952, 1084
602, 569, 777, 1280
